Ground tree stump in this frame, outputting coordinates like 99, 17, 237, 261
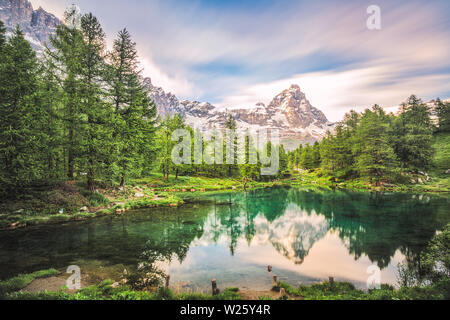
329, 277, 334, 287
211, 278, 219, 295
165, 275, 170, 288
272, 275, 278, 287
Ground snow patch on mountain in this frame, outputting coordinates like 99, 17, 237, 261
0, 0, 60, 53
145, 79, 335, 149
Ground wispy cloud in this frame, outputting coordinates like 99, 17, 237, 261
30, 0, 450, 121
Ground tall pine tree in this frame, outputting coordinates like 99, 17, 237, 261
79, 13, 113, 192
393, 95, 434, 171
46, 8, 85, 180
435, 98, 450, 132
353, 105, 398, 185
107, 28, 157, 186
0, 20, 6, 49
0, 27, 46, 194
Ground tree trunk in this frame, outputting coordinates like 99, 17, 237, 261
68, 129, 74, 179
88, 169, 95, 193
120, 174, 126, 188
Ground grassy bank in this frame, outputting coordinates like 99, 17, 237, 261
1, 167, 449, 230
0, 268, 59, 297
0, 174, 283, 230
2, 275, 449, 300
1, 131, 449, 230
273, 279, 450, 300
3, 279, 242, 301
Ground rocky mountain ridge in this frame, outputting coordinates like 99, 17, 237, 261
0, 0, 60, 52
1, 0, 333, 149
144, 79, 335, 149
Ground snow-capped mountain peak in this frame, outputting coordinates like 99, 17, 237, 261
1, 1, 333, 149
144, 78, 334, 149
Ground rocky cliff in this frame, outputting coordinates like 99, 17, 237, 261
0, 0, 60, 52
1, 0, 333, 149
145, 79, 335, 149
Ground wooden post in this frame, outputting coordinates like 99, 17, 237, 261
280, 287, 286, 298
212, 278, 218, 295
272, 275, 278, 287
329, 277, 334, 287
165, 275, 170, 288
267, 265, 272, 272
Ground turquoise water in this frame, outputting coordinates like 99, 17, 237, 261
0, 187, 448, 291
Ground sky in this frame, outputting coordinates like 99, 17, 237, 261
29, 0, 450, 121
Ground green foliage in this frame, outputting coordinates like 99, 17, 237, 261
289, 97, 440, 188
0, 268, 59, 297
435, 98, 450, 132
353, 105, 398, 185
107, 28, 157, 187
5, 280, 242, 300
0, 20, 6, 48
82, 190, 110, 207
0, 27, 48, 195
421, 223, 450, 285
1, 9, 157, 196
393, 95, 434, 171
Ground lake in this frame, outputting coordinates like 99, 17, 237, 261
0, 187, 448, 292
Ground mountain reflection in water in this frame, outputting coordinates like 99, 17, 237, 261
0, 188, 448, 291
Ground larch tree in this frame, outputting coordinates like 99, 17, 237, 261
353, 105, 398, 185
107, 28, 157, 187
393, 95, 434, 172
435, 98, 450, 133
46, 8, 85, 180
0, 27, 46, 194
79, 13, 113, 192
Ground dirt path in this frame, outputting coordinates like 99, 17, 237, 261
22, 276, 68, 293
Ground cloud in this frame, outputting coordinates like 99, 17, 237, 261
29, 0, 450, 121
139, 57, 199, 97
218, 63, 450, 122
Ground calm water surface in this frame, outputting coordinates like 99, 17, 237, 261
0, 188, 449, 291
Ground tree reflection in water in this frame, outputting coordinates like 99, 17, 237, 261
0, 188, 447, 286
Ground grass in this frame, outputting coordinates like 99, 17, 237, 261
0, 173, 278, 230
3, 272, 448, 300
273, 279, 449, 300
0, 268, 60, 297
4, 279, 242, 300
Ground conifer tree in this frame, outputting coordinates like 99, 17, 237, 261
435, 98, 450, 132
239, 131, 260, 181
224, 114, 237, 177
46, 8, 85, 179
79, 13, 113, 192
393, 95, 434, 171
0, 20, 6, 49
300, 144, 315, 170
353, 105, 398, 185
157, 114, 185, 180
107, 28, 157, 186
0, 27, 45, 193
